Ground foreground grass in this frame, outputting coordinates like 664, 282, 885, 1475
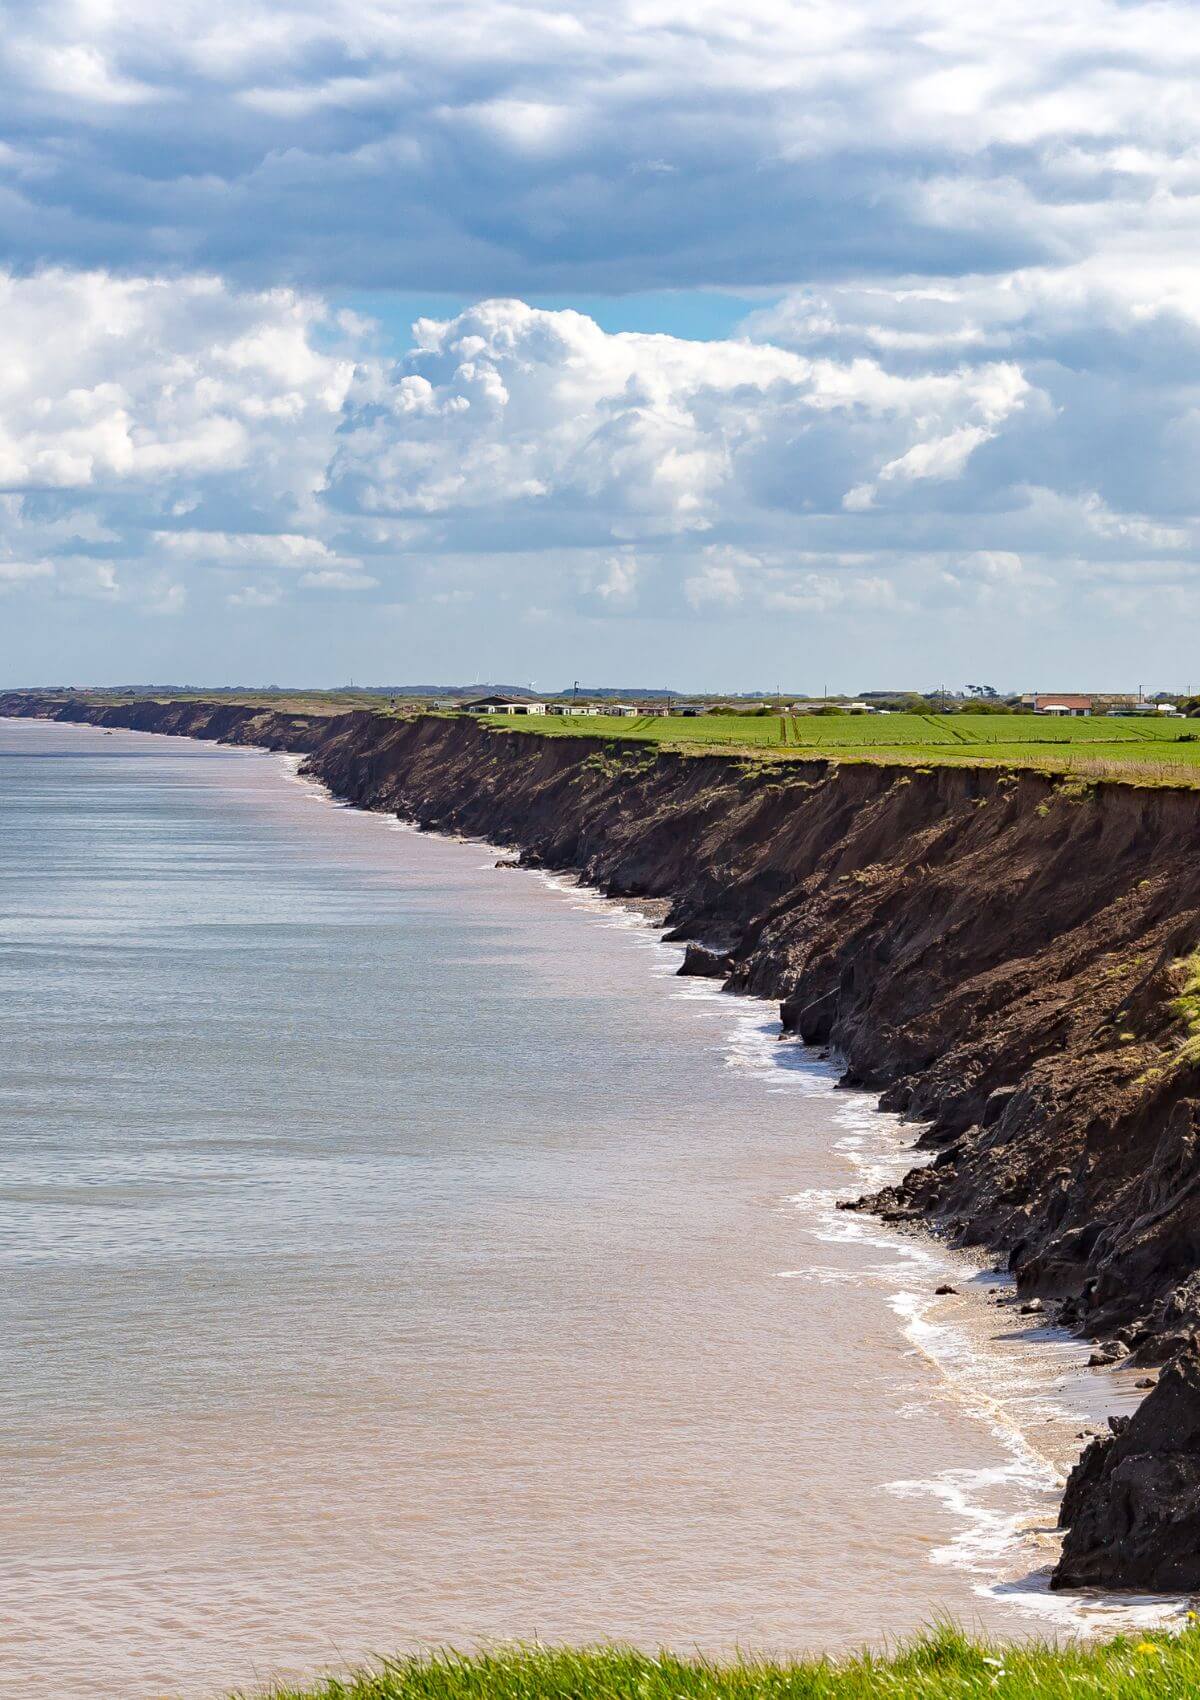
250, 1626, 1200, 1700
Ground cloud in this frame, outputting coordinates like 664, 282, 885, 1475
328, 297, 1022, 549
227, 582, 282, 607
142, 574, 188, 616
0, 0, 1197, 295
155, 531, 357, 571
0, 557, 53, 585
0, 270, 353, 497
743, 261, 1200, 574
0, 267, 371, 609
298, 567, 379, 589
590, 553, 641, 606
0, 266, 1196, 660
684, 553, 745, 609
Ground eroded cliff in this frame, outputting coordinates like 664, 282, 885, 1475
7, 691, 1200, 1586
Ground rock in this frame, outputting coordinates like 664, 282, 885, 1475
780, 986, 838, 1045
1136, 1377, 1157, 1389
1020, 1299, 1045, 1315
981, 1085, 1018, 1128
494, 856, 520, 869
1053, 1339, 1200, 1590
935, 1284, 957, 1295
677, 942, 732, 979
1087, 1340, 1128, 1366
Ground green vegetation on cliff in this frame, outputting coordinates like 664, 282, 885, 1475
12, 690, 1200, 783
249, 1627, 1200, 1700
479, 710, 1200, 782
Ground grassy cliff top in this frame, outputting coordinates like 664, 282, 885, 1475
13, 691, 1200, 784
247, 1627, 1200, 1699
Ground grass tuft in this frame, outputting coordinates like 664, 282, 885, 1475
1169, 949, 1200, 1068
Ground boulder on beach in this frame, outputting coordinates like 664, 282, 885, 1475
1052, 1338, 1200, 1590
677, 942, 733, 979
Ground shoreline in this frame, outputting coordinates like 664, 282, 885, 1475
6, 694, 1200, 1590
276, 739, 1176, 1634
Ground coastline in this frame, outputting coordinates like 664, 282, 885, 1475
276, 745, 1178, 1633
7, 693, 1200, 1591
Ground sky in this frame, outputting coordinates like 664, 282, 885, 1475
0, 0, 1197, 692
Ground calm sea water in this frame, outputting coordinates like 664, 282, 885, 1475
0, 718, 1175, 1699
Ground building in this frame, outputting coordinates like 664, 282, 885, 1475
605, 704, 640, 717
461, 695, 547, 715
1028, 693, 1094, 717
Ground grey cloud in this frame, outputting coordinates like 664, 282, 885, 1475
0, 0, 1176, 290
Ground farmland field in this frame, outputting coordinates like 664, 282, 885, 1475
477, 710, 1200, 781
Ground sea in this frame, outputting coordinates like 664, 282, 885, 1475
0, 716, 1183, 1699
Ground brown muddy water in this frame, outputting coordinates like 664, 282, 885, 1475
0, 718, 1184, 1699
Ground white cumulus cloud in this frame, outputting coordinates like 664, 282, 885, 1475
0, 268, 367, 611
329, 298, 1022, 548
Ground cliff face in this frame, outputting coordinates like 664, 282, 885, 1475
8, 691, 1200, 1586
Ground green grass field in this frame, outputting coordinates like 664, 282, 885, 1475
477, 711, 1200, 782
248, 1626, 1200, 1700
